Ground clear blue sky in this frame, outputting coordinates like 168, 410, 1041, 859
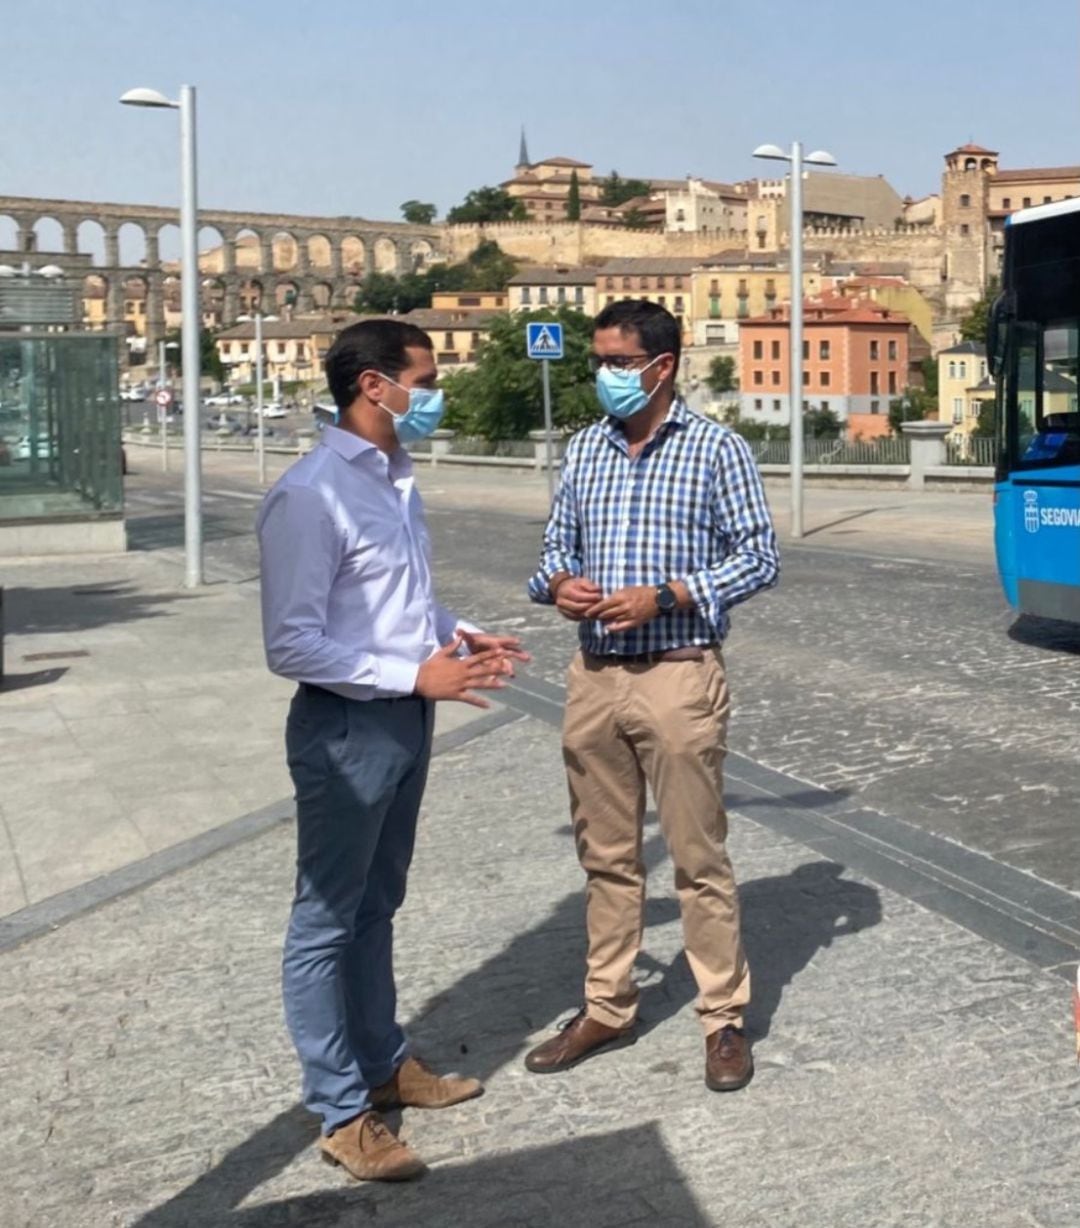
3, 0, 1079, 225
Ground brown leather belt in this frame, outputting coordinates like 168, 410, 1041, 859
585, 645, 712, 665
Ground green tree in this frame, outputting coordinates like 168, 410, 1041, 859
446, 186, 527, 224
705, 355, 737, 396
803, 406, 842, 438
973, 398, 996, 438
352, 242, 519, 314
920, 354, 939, 399
888, 386, 937, 436
352, 270, 430, 314
959, 277, 1001, 345
164, 327, 224, 383
622, 207, 655, 230
566, 170, 582, 222
442, 307, 598, 439
400, 200, 437, 225
601, 171, 652, 207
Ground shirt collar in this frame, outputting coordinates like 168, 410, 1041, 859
319, 424, 412, 477
600, 395, 691, 451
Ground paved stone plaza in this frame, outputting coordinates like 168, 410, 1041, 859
2, 713, 1078, 1227
2, 454, 1078, 1226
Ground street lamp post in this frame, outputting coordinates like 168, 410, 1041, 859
753, 141, 837, 539
121, 84, 203, 587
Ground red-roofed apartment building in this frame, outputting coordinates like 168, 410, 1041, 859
738, 294, 910, 438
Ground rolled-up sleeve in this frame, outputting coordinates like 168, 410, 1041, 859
527, 446, 582, 604
682, 432, 779, 631
257, 485, 420, 699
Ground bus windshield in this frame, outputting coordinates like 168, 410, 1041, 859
998, 316, 1080, 471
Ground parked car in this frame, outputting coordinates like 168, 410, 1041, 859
205, 391, 245, 407
204, 413, 244, 434
120, 383, 149, 401
261, 402, 288, 419
12, 433, 52, 461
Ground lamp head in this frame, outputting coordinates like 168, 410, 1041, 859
119, 87, 177, 109
752, 143, 789, 161
805, 150, 838, 166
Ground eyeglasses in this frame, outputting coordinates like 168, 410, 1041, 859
587, 352, 653, 373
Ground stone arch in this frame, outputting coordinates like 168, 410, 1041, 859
270, 230, 299, 272
273, 279, 301, 311
81, 273, 108, 329
307, 233, 332, 269
238, 277, 264, 314
340, 235, 367, 277
373, 236, 397, 274
232, 227, 261, 272
0, 214, 18, 249
156, 222, 181, 264
120, 274, 150, 366
197, 224, 227, 274
118, 221, 148, 267
409, 238, 435, 272
201, 275, 227, 328
161, 273, 182, 330
311, 281, 336, 310
31, 216, 65, 254
76, 219, 107, 267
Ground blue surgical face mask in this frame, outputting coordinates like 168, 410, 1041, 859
595, 355, 664, 420
377, 375, 446, 444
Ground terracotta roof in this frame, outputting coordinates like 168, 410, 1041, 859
596, 257, 699, 275
507, 265, 597, 286
938, 340, 986, 356
696, 251, 789, 269
401, 308, 500, 331
533, 156, 592, 168
994, 166, 1080, 183
951, 143, 998, 156
742, 296, 910, 327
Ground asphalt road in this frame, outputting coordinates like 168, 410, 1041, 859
123, 459, 1080, 893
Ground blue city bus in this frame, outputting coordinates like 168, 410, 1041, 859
989, 199, 1080, 624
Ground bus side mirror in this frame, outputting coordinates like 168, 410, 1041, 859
987, 294, 1008, 378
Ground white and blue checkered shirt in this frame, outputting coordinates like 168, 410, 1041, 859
528, 398, 779, 655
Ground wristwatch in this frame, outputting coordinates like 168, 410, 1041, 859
655, 583, 678, 614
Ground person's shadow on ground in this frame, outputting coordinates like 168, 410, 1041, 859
134, 840, 881, 1226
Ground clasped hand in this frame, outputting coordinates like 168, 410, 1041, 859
555, 577, 659, 634
415, 631, 530, 709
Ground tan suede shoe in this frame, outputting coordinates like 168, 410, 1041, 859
370, 1056, 484, 1111
318, 1111, 425, 1182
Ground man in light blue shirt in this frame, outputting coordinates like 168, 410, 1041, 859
257, 319, 526, 1182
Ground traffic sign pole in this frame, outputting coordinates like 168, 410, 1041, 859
541, 358, 554, 501
154, 387, 173, 474
525, 321, 564, 501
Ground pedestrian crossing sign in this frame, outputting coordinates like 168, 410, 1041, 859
526, 322, 564, 360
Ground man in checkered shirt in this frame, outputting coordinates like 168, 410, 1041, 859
526, 300, 779, 1092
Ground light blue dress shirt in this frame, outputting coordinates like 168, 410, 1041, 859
257, 425, 466, 700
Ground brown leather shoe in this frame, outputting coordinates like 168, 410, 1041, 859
705, 1025, 754, 1092
318, 1111, 425, 1182
525, 1008, 636, 1074
370, 1055, 483, 1111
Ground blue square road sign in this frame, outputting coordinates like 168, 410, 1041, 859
526, 321, 564, 360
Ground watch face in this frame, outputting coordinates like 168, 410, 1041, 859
657, 585, 676, 611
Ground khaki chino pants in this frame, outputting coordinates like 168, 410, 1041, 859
562, 649, 749, 1035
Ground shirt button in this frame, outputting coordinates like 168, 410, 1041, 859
623, 517, 632, 528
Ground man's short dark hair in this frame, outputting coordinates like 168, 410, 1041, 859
324, 319, 433, 411
593, 299, 681, 368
